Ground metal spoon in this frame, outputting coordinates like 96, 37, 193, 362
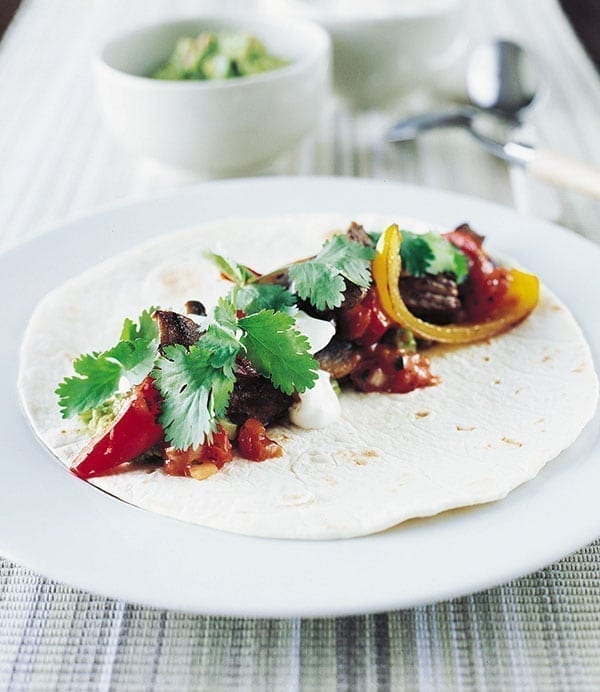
387, 40, 536, 142
388, 40, 600, 198
389, 40, 539, 138
467, 40, 540, 122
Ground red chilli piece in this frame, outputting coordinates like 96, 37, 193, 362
71, 377, 164, 479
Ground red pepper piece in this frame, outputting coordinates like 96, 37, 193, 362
71, 378, 164, 479
337, 288, 391, 346
445, 227, 510, 322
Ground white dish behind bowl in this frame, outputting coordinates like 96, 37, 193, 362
95, 16, 331, 175
262, 0, 468, 108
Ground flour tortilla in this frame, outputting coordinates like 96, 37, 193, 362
18, 214, 598, 539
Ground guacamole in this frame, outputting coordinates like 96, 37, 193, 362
151, 31, 289, 81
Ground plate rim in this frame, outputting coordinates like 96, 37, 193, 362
3, 175, 600, 617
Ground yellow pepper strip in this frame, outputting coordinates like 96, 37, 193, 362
372, 224, 540, 344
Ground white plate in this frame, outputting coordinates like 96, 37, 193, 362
3, 177, 599, 617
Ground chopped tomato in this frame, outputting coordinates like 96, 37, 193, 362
237, 418, 283, 462
163, 446, 196, 476
199, 428, 233, 468
163, 426, 233, 476
337, 288, 391, 345
445, 227, 510, 322
351, 344, 437, 393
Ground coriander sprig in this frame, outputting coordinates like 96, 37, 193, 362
370, 230, 469, 283
56, 308, 159, 418
400, 231, 469, 283
239, 310, 317, 396
57, 300, 320, 450
203, 251, 256, 285
153, 339, 239, 450
154, 302, 318, 447
205, 234, 376, 313
288, 235, 375, 311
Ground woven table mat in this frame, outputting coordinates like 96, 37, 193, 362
2, 543, 600, 690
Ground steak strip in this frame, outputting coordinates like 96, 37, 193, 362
227, 357, 294, 425
153, 310, 202, 348
399, 272, 461, 324
315, 338, 363, 380
346, 221, 375, 248
453, 222, 485, 244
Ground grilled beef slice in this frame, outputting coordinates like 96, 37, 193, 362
346, 221, 375, 248
315, 338, 362, 380
341, 282, 368, 310
399, 272, 461, 324
153, 312, 291, 425
227, 358, 294, 425
453, 222, 485, 244
298, 280, 366, 320
299, 222, 372, 318
153, 310, 202, 348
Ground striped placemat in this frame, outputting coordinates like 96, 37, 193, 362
2, 545, 600, 689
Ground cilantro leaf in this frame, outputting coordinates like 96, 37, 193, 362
120, 307, 159, 341
289, 262, 346, 311
316, 235, 374, 288
200, 324, 242, 373
56, 308, 160, 419
211, 376, 236, 420
56, 353, 123, 418
288, 235, 375, 310
399, 231, 434, 277
424, 233, 469, 283
400, 231, 469, 283
104, 338, 160, 384
239, 310, 318, 395
153, 343, 236, 449
56, 339, 158, 418
235, 283, 296, 315
213, 296, 239, 333
152, 319, 241, 449
204, 251, 255, 285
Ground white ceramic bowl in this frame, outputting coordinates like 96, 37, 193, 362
261, 0, 468, 108
95, 16, 331, 175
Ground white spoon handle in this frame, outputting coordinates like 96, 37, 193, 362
528, 148, 600, 198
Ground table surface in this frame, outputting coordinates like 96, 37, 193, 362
2, 0, 600, 689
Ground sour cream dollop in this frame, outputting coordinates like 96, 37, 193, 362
288, 311, 341, 429
289, 370, 341, 429
293, 310, 335, 354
